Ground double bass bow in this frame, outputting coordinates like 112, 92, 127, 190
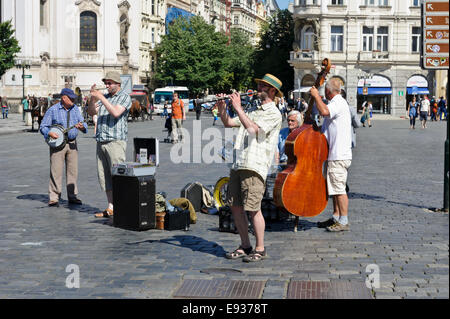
273, 58, 332, 217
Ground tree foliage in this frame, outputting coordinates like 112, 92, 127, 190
0, 20, 21, 78
252, 9, 294, 96
155, 16, 229, 96
155, 16, 255, 96
225, 29, 255, 92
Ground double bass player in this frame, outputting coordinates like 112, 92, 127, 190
310, 78, 352, 232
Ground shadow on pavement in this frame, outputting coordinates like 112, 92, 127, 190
348, 192, 431, 209
17, 193, 100, 215
126, 235, 227, 258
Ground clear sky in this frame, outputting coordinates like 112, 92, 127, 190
276, 0, 291, 10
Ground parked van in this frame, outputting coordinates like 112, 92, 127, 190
153, 86, 189, 114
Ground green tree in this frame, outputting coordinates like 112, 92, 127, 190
0, 20, 21, 78
225, 29, 255, 92
252, 9, 294, 96
155, 16, 229, 97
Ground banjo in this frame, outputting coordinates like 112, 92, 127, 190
46, 122, 83, 151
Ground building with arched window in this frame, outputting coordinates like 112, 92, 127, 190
288, 0, 445, 117
0, 0, 141, 102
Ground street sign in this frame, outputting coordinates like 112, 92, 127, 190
22, 75, 32, 79
425, 29, 450, 40
425, 56, 449, 68
425, 42, 449, 53
425, 1, 449, 13
422, 0, 449, 70
398, 91, 404, 97
424, 15, 449, 26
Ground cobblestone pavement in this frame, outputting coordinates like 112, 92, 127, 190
0, 113, 448, 299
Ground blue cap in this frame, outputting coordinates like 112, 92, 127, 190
60, 88, 77, 99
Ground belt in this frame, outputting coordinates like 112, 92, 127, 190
68, 138, 76, 142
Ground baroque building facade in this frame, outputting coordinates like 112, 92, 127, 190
289, 0, 442, 116
139, 0, 166, 88
1, 0, 141, 101
0, 0, 276, 100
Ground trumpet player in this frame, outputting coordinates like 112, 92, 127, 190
217, 74, 283, 263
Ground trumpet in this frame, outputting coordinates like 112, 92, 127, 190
198, 90, 255, 104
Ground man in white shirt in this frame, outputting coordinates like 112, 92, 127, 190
310, 78, 352, 231
419, 95, 431, 129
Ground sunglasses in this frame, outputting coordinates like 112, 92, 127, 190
104, 81, 117, 86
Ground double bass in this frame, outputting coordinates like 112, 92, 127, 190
273, 58, 331, 217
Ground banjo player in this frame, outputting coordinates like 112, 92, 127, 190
40, 88, 87, 207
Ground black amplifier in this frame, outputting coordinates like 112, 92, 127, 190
112, 175, 156, 231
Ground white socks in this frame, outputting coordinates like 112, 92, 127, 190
339, 216, 348, 225
332, 214, 348, 225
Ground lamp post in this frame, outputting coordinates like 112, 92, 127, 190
15, 59, 32, 124
15, 59, 31, 100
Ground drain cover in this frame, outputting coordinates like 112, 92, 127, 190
200, 268, 242, 275
174, 279, 265, 299
287, 281, 373, 299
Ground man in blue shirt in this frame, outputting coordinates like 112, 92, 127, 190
275, 110, 302, 169
40, 88, 87, 207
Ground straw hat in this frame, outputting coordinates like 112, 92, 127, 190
255, 74, 283, 97
102, 71, 121, 84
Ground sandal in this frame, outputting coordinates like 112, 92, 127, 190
95, 208, 113, 218
225, 245, 252, 259
243, 249, 267, 262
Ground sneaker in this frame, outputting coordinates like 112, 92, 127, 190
326, 221, 349, 232
317, 217, 336, 228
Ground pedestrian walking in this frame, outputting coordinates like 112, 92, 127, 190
212, 106, 218, 126
310, 78, 352, 232
22, 95, 29, 121
194, 96, 202, 120
39, 88, 88, 207
1, 96, 9, 119
430, 96, 438, 122
171, 92, 185, 143
361, 101, 372, 127
407, 96, 419, 129
161, 101, 169, 118
438, 96, 447, 121
217, 73, 283, 263
87, 71, 132, 218
419, 94, 430, 129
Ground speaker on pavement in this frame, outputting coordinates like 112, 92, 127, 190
112, 175, 156, 231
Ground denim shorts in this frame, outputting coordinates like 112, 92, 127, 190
420, 111, 428, 121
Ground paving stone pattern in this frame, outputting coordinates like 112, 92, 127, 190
0, 114, 448, 299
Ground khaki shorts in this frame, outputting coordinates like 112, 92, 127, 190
326, 160, 351, 196
96, 140, 127, 192
227, 169, 265, 212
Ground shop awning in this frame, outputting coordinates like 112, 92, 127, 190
357, 87, 392, 95
407, 87, 430, 95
